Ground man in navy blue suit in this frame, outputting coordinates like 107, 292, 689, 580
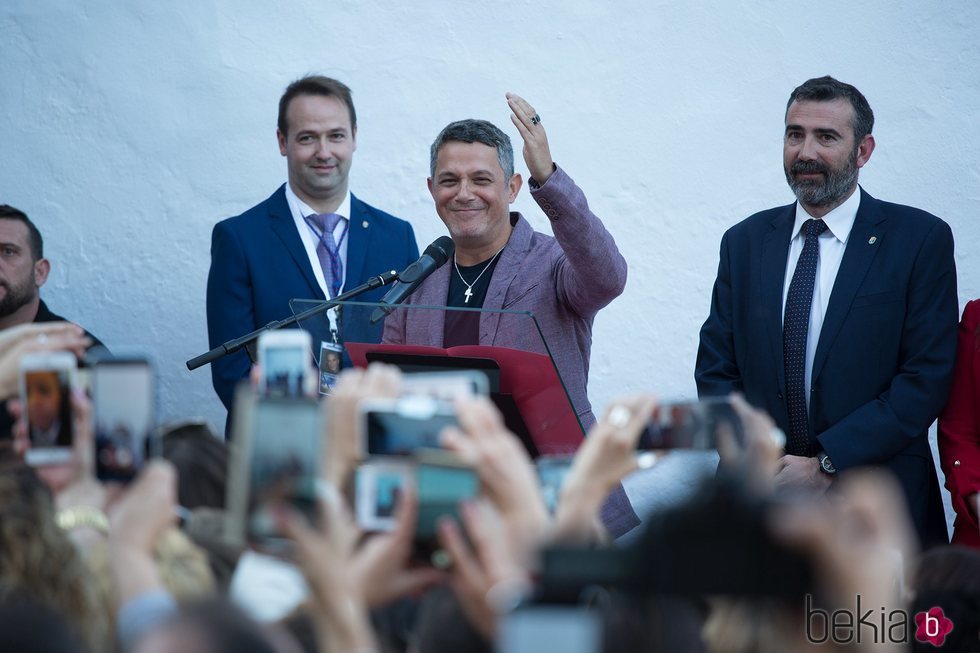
206, 76, 418, 412
696, 76, 958, 544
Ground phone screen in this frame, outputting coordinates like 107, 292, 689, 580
364, 404, 458, 456
499, 606, 601, 653
415, 462, 478, 541
93, 360, 154, 482
355, 461, 413, 532
261, 340, 311, 398
246, 398, 320, 549
23, 366, 74, 464
637, 398, 743, 450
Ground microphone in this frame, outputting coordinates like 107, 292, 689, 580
369, 236, 455, 324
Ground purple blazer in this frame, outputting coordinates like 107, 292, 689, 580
383, 165, 627, 429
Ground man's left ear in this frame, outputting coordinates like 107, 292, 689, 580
507, 173, 523, 203
856, 134, 875, 169
34, 258, 50, 288
351, 125, 358, 152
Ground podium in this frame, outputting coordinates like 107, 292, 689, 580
289, 299, 585, 457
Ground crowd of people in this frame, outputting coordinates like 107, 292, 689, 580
1, 70, 979, 652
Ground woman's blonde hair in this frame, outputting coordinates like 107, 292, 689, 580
0, 462, 111, 652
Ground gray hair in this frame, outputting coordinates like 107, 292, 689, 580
429, 119, 514, 179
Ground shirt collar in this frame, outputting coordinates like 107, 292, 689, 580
791, 185, 862, 245
285, 183, 351, 222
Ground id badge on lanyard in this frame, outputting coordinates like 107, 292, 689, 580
318, 307, 344, 395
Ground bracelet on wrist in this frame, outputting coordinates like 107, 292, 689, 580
56, 506, 110, 534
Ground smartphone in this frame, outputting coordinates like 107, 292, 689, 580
360, 396, 458, 457
257, 330, 313, 398
227, 388, 321, 555
637, 397, 743, 451
535, 454, 575, 514
400, 371, 490, 400
498, 606, 602, 653
414, 450, 479, 567
20, 352, 77, 466
354, 459, 414, 532
91, 355, 155, 482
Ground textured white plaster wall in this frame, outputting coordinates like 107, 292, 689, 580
2, 0, 978, 507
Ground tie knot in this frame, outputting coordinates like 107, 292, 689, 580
308, 212, 343, 234
804, 219, 829, 238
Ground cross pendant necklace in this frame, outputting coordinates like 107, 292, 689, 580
455, 246, 506, 304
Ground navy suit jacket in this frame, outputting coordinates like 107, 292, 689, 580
207, 184, 419, 411
695, 188, 958, 544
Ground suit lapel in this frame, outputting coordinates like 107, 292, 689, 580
761, 205, 796, 394
407, 263, 451, 347
345, 194, 371, 290
268, 185, 324, 299
480, 214, 531, 342
811, 189, 886, 383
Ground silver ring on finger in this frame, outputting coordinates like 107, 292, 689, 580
608, 404, 631, 428
36, 333, 49, 345
530, 113, 541, 125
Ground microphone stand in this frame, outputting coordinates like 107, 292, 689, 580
186, 270, 399, 371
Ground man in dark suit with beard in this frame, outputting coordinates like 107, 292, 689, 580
696, 76, 958, 545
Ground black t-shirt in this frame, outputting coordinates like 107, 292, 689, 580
443, 254, 502, 347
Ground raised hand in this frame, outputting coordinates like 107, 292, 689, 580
440, 396, 550, 565
506, 92, 554, 184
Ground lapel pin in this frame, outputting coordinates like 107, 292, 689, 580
868, 236, 877, 244
362, 220, 369, 228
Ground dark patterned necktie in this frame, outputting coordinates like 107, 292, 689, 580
305, 213, 347, 298
783, 218, 828, 455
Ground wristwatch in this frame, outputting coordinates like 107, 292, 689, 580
817, 451, 836, 475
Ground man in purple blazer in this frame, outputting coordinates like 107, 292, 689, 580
382, 93, 635, 535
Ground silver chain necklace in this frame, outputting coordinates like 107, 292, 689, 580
454, 246, 505, 304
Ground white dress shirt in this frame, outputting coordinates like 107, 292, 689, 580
781, 187, 862, 406
285, 183, 352, 297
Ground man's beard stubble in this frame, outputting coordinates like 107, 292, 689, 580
784, 149, 859, 209
0, 276, 37, 320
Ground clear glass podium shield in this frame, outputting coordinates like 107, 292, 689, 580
288, 298, 585, 456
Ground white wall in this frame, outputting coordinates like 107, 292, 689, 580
2, 1, 978, 437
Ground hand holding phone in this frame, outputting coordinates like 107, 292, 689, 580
227, 388, 322, 555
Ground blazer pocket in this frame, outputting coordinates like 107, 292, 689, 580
502, 284, 539, 309
851, 290, 903, 308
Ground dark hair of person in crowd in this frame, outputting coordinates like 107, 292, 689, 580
0, 203, 44, 260
0, 461, 110, 652
277, 75, 357, 137
132, 599, 279, 653
0, 593, 89, 653
160, 420, 228, 510
414, 586, 493, 653
912, 546, 980, 653
603, 594, 707, 653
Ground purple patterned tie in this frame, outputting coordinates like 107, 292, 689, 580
305, 213, 347, 298
783, 218, 828, 455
